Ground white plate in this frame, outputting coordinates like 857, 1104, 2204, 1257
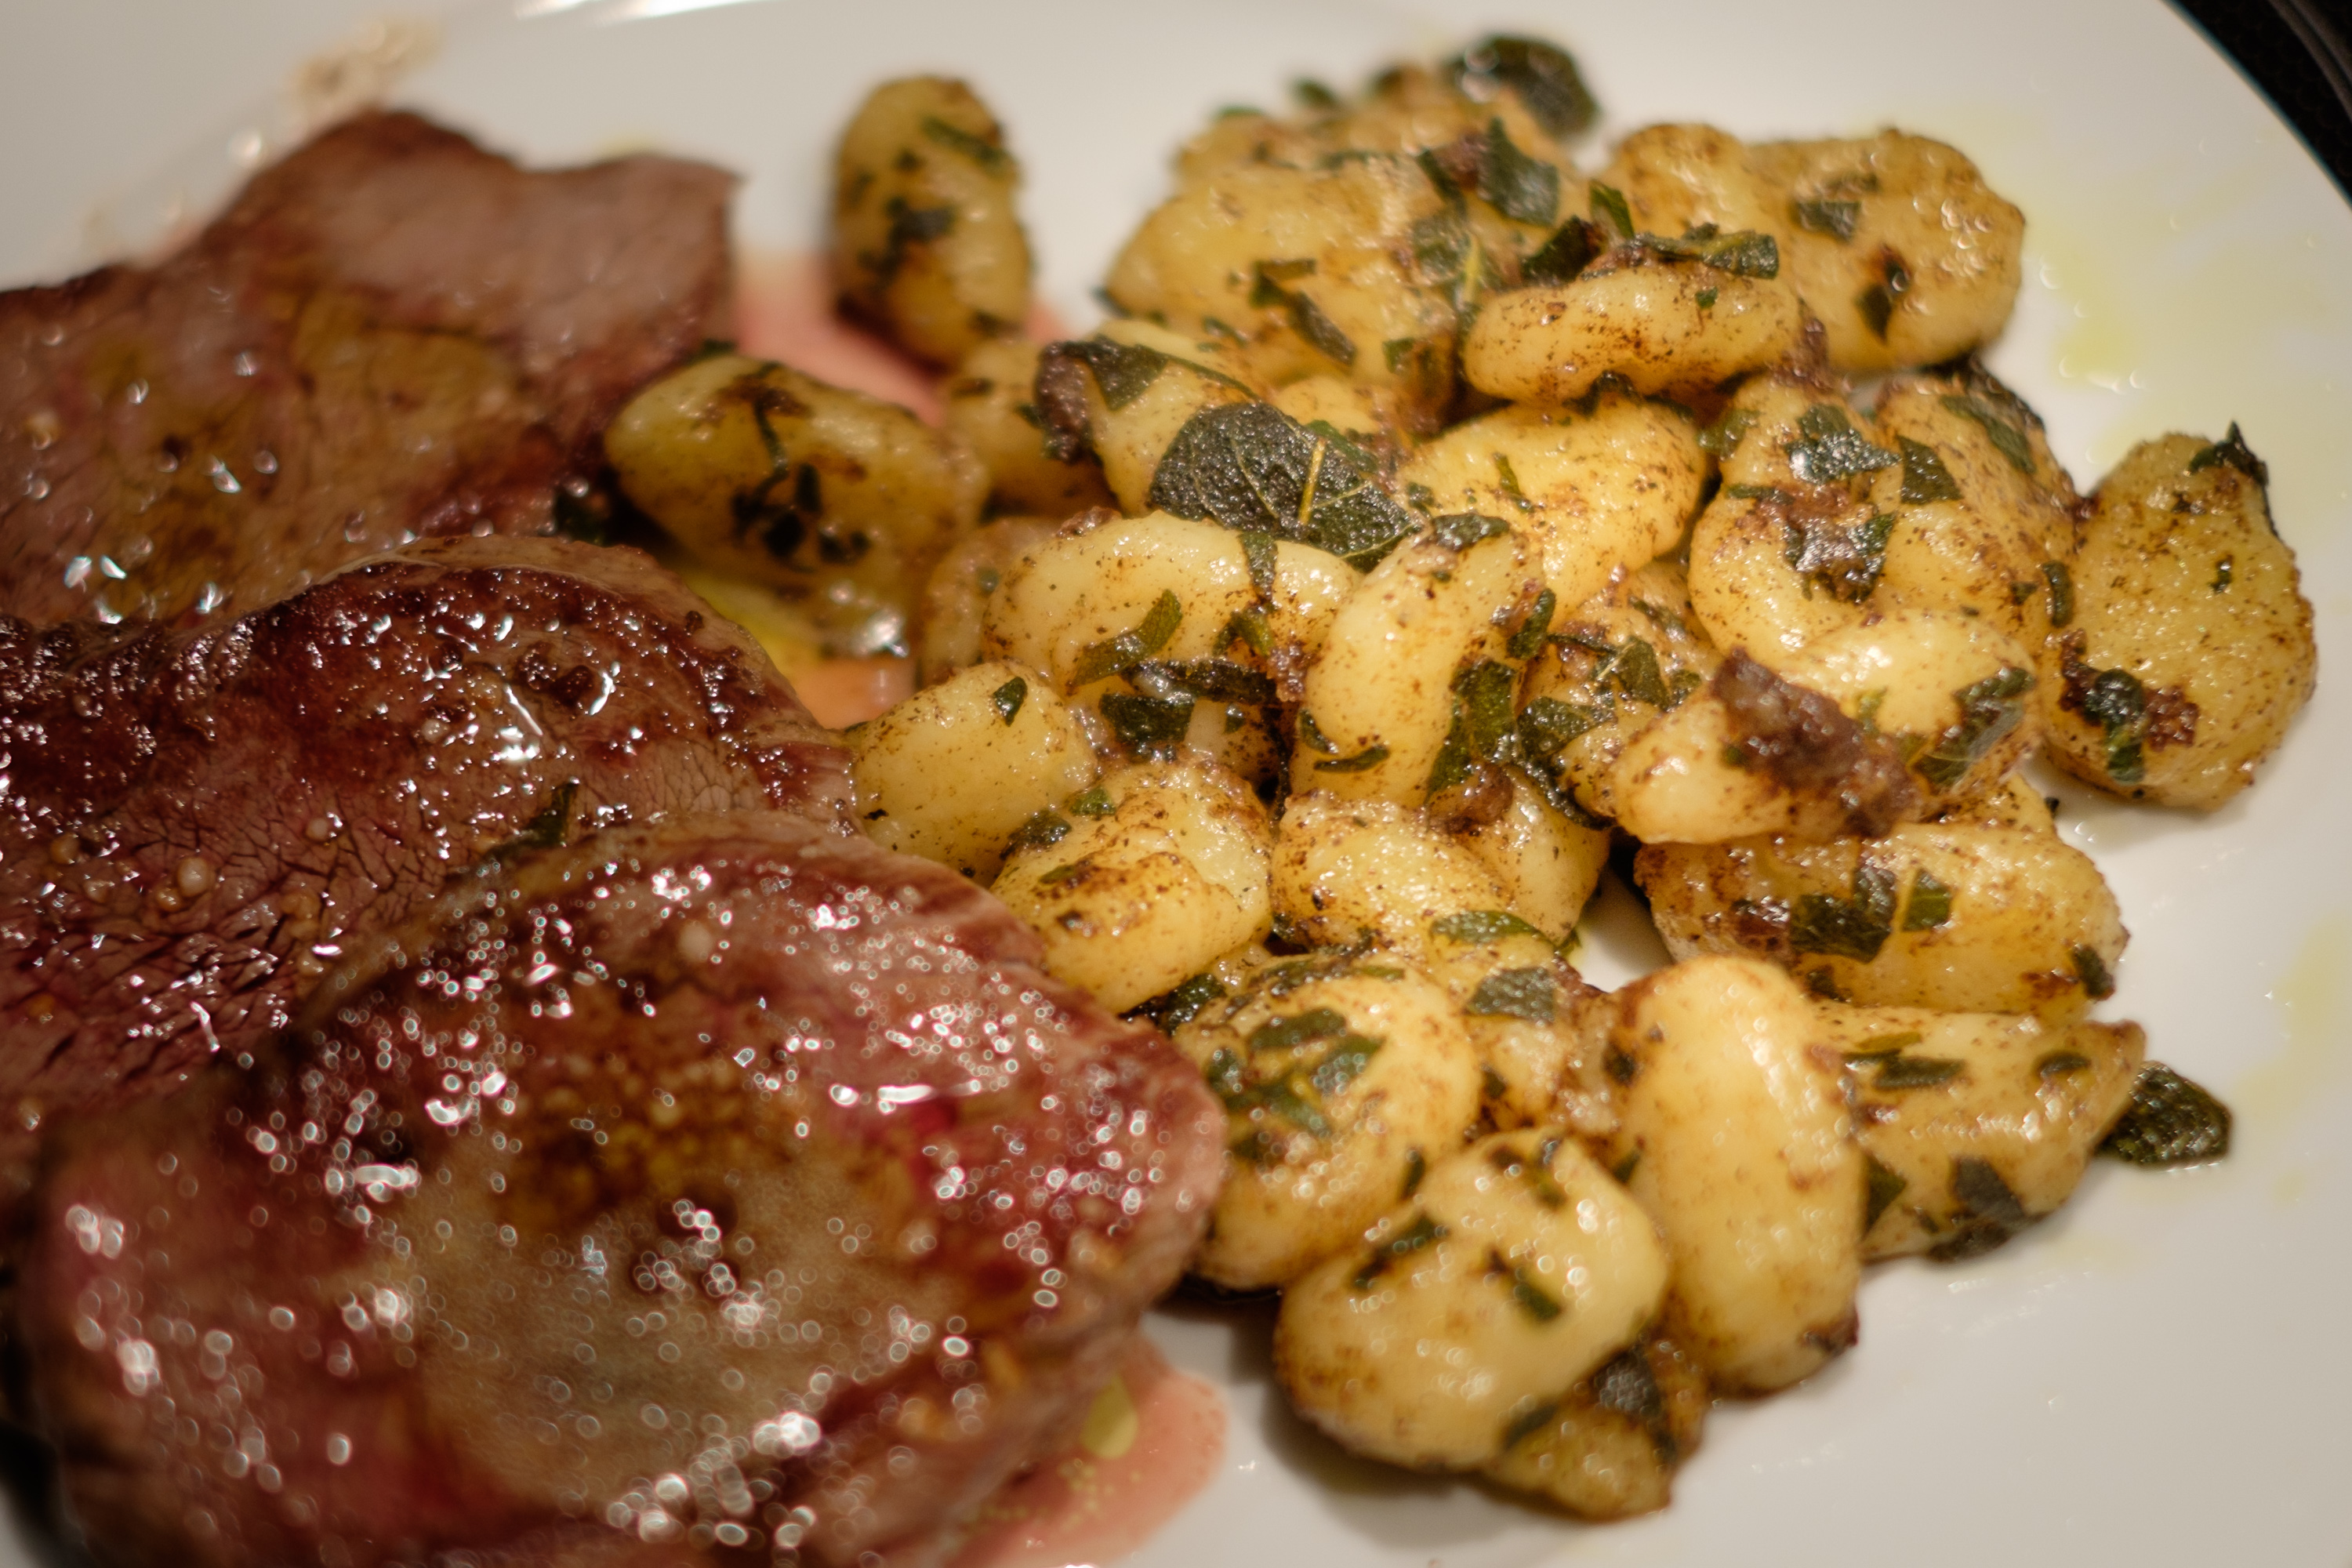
4, 2, 2350, 1565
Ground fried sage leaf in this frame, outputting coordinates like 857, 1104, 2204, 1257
2101, 1063, 2231, 1165
1447, 34, 1599, 138
1149, 401, 1414, 567
1786, 403, 1897, 484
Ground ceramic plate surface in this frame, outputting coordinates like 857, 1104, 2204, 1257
3, 1, 2350, 1564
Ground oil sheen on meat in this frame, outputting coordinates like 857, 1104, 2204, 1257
20, 811, 1221, 1568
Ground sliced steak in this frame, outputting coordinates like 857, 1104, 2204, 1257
21, 810, 1221, 1568
0, 535, 848, 1188
0, 110, 734, 627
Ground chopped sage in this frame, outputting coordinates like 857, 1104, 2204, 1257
1221, 604, 1272, 658
1066, 786, 1115, 818
1517, 695, 1602, 768
1699, 405, 1759, 460
1312, 743, 1390, 774
920, 115, 1011, 174
1915, 666, 2033, 789
2042, 561, 2075, 626
1501, 1399, 1559, 1450
1940, 394, 2035, 475
1507, 588, 1559, 659
1149, 401, 1414, 566
1502, 1258, 1564, 1323
1099, 691, 1193, 759
1487, 1138, 1570, 1208
1793, 197, 1861, 241
990, 675, 1028, 724
1897, 436, 1962, 503
1522, 216, 1602, 285
1476, 118, 1560, 227
1468, 967, 1558, 1022
1432, 909, 1544, 944
1308, 1033, 1382, 1097
1058, 336, 1170, 410
1288, 290, 1356, 365
1248, 1007, 1349, 1055
1901, 869, 1954, 931
1782, 510, 1896, 603
1006, 810, 1069, 853
1432, 510, 1514, 551
1785, 403, 1898, 484
1250, 257, 1317, 306
1645, 224, 1780, 278
1864, 1152, 1908, 1232
2187, 421, 2268, 488
1297, 710, 1339, 753
1132, 658, 1276, 706
1072, 590, 1183, 684
1353, 1211, 1449, 1290
1588, 180, 1635, 240
2035, 1050, 2092, 1079
1930, 1156, 2031, 1260
1843, 1031, 1924, 1061
1448, 34, 1598, 138
1153, 972, 1226, 1030
2100, 1063, 2230, 1165
1789, 862, 1898, 963
1609, 637, 1671, 707
1871, 1054, 1966, 1091
1242, 526, 1279, 601
1494, 452, 1537, 513
2071, 944, 2115, 1000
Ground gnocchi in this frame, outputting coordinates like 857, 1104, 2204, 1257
724, 27, 2288, 1535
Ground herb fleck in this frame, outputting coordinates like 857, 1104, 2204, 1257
1432, 510, 1515, 551
1449, 34, 1599, 138
2187, 421, 2268, 488
1941, 394, 2035, 475
1789, 862, 1898, 962
1588, 180, 1635, 240
1897, 436, 1962, 503
1915, 666, 2032, 789
1073, 590, 1183, 684
1434, 909, 1544, 944
1786, 403, 1898, 484
1870, 1054, 1965, 1091
2072, 944, 2115, 1000
1468, 967, 1559, 1022
1476, 118, 1560, 227
1100, 691, 1194, 759
920, 115, 1011, 174
990, 675, 1028, 724
2100, 1063, 2230, 1165
1353, 1211, 1448, 1290
1312, 742, 1390, 774
1794, 198, 1861, 241
2042, 561, 2074, 626
1864, 1152, 1908, 1232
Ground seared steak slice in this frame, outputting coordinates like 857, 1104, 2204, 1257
0, 535, 848, 1183
0, 111, 734, 627
21, 811, 1221, 1568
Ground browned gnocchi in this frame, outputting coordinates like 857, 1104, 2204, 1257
659, 27, 2296, 1536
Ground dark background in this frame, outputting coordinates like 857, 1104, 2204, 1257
2172, 0, 2352, 199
